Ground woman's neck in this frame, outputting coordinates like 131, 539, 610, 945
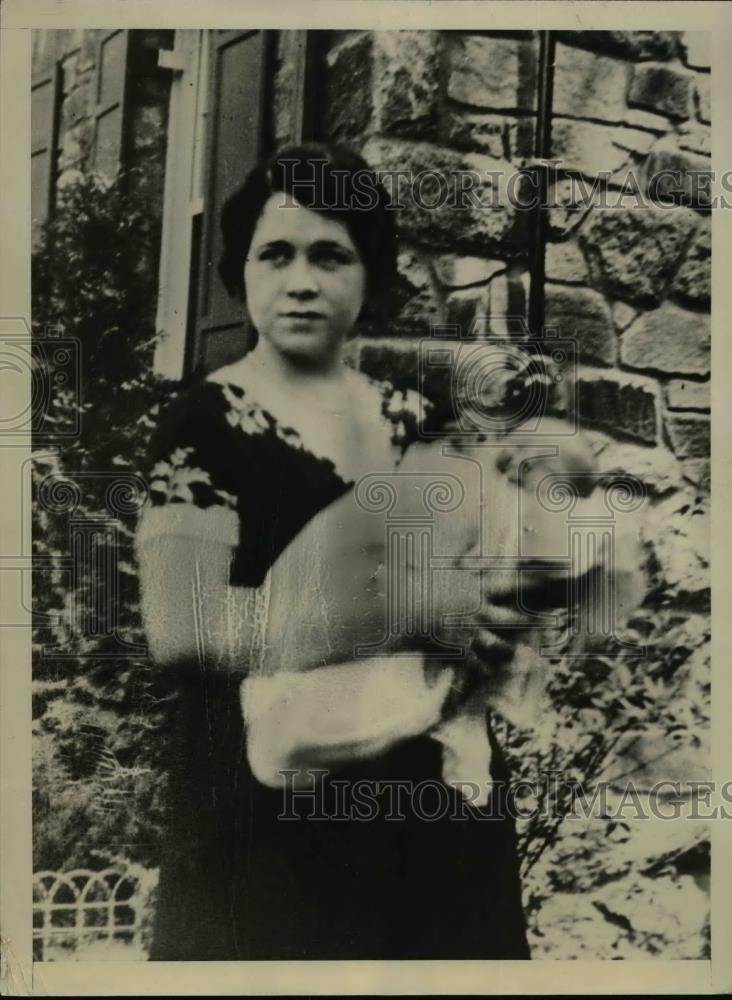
248, 339, 348, 391
240, 340, 357, 419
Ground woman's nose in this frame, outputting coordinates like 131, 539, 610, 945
284, 254, 318, 297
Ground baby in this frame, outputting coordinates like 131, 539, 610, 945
242, 415, 647, 803
394, 416, 645, 802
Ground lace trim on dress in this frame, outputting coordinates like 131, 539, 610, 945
149, 446, 238, 510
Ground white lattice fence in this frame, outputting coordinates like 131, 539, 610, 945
33, 865, 158, 960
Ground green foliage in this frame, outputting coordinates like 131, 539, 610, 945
32, 169, 176, 873
494, 492, 711, 932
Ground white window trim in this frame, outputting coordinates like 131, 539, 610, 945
154, 30, 210, 381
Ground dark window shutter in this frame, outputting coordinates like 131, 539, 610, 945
92, 29, 130, 180
31, 64, 60, 250
190, 30, 272, 375
289, 30, 328, 144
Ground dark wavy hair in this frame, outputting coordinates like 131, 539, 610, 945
218, 142, 399, 324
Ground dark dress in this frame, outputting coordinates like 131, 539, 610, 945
142, 375, 530, 961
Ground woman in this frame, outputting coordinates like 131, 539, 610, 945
136, 142, 641, 960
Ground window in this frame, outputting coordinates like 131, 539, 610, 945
154, 30, 274, 380
31, 63, 61, 250
153, 30, 212, 381
91, 30, 131, 182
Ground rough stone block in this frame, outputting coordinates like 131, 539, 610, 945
61, 83, 92, 131
554, 30, 681, 61
439, 107, 529, 160
611, 125, 657, 156
621, 303, 710, 377
374, 31, 440, 138
58, 121, 92, 170
272, 32, 303, 147
444, 287, 489, 335
63, 29, 84, 56
432, 254, 505, 288
545, 284, 616, 365
644, 142, 712, 209
673, 220, 710, 307
551, 119, 633, 177
355, 337, 421, 392
695, 75, 711, 124
611, 301, 638, 332
362, 137, 524, 254
623, 107, 671, 133
665, 379, 710, 412
391, 245, 443, 335
357, 335, 478, 416
445, 113, 536, 164
60, 52, 79, 95
681, 32, 711, 71
665, 411, 711, 459
80, 29, 102, 70
325, 33, 374, 142
441, 109, 506, 159
579, 202, 698, 306
577, 367, 660, 444
547, 177, 598, 238
628, 63, 695, 120
681, 458, 711, 492
446, 33, 538, 112
677, 123, 711, 157
553, 43, 630, 124
545, 241, 589, 285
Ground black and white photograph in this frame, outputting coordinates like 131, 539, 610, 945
1, 1, 731, 995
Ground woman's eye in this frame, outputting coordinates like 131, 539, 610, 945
313, 249, 350, 268
258, 247, 289, 265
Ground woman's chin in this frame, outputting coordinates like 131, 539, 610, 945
267, 330, 340, 366
282, 341, 330, 365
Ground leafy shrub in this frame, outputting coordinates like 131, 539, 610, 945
32, 169, 176, 873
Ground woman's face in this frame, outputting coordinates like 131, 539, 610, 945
244, 193, 367, 366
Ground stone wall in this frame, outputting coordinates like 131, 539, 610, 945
318, 29, 710, 464
312, 28, 711, 959
32, 29, 172, 213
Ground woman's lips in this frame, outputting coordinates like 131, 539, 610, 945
279, 312, 327, 332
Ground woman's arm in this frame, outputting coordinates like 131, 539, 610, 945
242, 658, 455, 788
136, 503, 249, 669
136, 488, 530, 675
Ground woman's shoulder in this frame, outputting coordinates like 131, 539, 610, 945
148, 377, 233, 454
153, 361, 283, 444
348, 367, 434, 448
143, 378, 240, 509
349, 366, 430, 417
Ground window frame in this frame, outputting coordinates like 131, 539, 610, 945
31, 60, 61, 250
90, 29, 131, 182
153, 29, 212, 381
